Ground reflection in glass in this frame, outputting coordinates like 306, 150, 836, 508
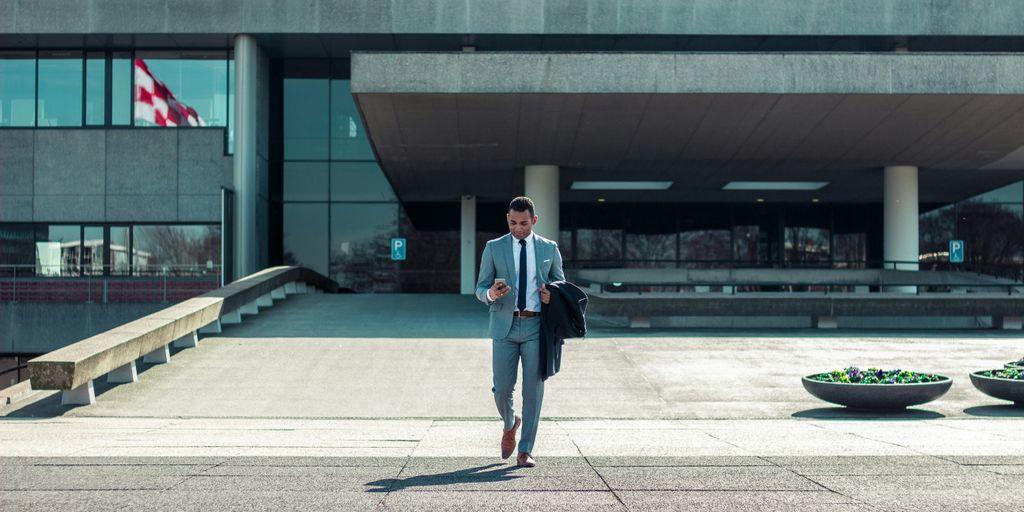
82, 226, 104, 275
397, 205, 459, 293
283, 162, 329, 201
330, 162, 396, 201
132, 225, 220, 275
918, 204, 954, 270
0, 225, 36, 273
330, 80, 374, 160
625, 232, 675, 268
733, 225, 760, 264
37, 51, 83, 127
111, 54, 132, 125
0, 52, 36, 126
832, 233, 867, 268
85, 54, 106, 125
576, 229, 623, 263
284, 203, 329, 276
330, 203, 398, 292
970, 181, 1023, 203
135, 52, 228, 127
784, 226, 830, 264
110, 226, 130, 275
284, 78, 329, 160
36, 225, 80, 277
957, 202, 1024, 278
559, 230, 573, 262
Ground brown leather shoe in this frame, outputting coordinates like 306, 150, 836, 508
501, 416, 521, 459
516, 452, 536, 468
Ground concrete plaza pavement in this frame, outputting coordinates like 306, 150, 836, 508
2, 294, 1023, 511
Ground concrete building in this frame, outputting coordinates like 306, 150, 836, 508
4, 1, 1024, 352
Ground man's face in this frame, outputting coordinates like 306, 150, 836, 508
507, 209, 538, 240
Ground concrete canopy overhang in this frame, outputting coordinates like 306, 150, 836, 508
352, 52, 1024, 204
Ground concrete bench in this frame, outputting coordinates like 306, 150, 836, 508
589, 292, 1024, 329
28, 266, 337, 406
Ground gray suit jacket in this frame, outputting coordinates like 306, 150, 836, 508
475, 233, 566, 340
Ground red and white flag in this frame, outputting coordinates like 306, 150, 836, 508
134, 58, 206, 127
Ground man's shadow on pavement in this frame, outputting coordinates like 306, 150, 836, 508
366, 463, 523, 492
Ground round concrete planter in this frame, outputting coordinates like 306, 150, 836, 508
970, 371, 1024, 406
801, 375, 952, 411
1003, 361, 1024, 370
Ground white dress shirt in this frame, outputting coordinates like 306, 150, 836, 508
487, 232, 541, 311
512, 232, 540, 312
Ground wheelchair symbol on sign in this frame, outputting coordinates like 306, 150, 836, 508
949, 240, 963, 264
391, 238, 406, 261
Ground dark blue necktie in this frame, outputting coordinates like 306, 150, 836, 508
517, 239, 527, 311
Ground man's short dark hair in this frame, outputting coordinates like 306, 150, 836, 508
508, 196, 535, 217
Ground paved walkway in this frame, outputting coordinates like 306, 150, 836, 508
2, 294, 1023, 510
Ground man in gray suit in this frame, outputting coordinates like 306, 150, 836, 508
476, 196, 565, 468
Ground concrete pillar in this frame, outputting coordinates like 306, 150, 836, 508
107, 362, 138, 384
461, 195, 477, 295
199, 318, 222, 334
221, 309, 242, 325
143, 344, 170, 364
61, 381, 95, 406
233, 34, 258, 279
257, 293, 273, 307
883, 165, 919, 293
240, 300, 259, 316
172, 331, 199, 348
524, 165, 560, 242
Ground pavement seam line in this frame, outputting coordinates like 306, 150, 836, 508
558, 420, 631, 511
702, 430, 867, 505
376, 419, 426, 509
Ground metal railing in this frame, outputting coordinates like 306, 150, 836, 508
0, 264, 222, 304
566, 258, 1024, 279
569, 259, 1024, 296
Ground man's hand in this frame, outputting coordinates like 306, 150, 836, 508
489, 281, 510, 301
539, 283, 551, 304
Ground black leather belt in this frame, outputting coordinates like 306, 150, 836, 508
513, 310, 540, 317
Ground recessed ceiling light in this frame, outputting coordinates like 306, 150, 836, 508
756, 198, 765, 203
597, 198, 606, 203
723, 181, 828, 191
571, 181, 673, 190
811, 198, 820, 203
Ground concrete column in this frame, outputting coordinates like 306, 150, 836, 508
107, 362, 138, 384
233, 34, 258, 279
883, 165, 919, 293
460, 195, 477, 294
61, 381, 95, 406
524, 165, 560, 242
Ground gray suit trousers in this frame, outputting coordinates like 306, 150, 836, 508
491, 316, 544, 454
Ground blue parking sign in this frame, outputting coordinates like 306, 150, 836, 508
391, 238, 407, 260
949, 240, 964, 263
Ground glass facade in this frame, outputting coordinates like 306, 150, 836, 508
0, 223, 220, 277
0, 49, 232, 145
37, 51, 83, 127
920, 181, 1024, 279
134, 51, 230, 128
0, 51, 36, 126
277, 59, 442, 292
85, 53, 106, 125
